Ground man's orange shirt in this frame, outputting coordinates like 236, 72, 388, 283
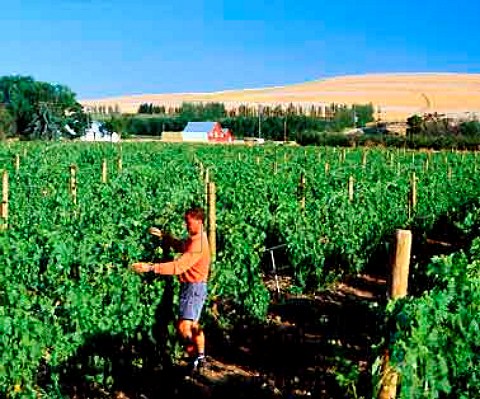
154, 232, 210, 283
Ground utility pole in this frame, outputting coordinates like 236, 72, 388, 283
258, 104, 262, 139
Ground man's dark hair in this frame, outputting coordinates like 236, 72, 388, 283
185, 206, 205, 223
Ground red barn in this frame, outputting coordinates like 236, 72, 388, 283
221, 128, 234, 143
182, 122, 233, 143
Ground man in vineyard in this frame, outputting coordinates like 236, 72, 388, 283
132, 206, 211, 373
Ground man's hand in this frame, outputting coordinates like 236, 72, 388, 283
148, 227, 163, 238
131, 262, 153, 273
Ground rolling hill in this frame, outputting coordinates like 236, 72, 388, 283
80, 73, 480, 122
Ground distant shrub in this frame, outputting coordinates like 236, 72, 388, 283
297, 131, 480, 150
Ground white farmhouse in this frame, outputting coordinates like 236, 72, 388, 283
81, 121, 121, 142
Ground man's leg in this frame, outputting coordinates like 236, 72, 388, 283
178, 319, 206, 372
178, 283, 196, 356
178, 282, 207, 370
191, 321, 205, 357
178, 319, 195, 356
178, 320, 204, 357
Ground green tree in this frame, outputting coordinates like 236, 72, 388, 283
179, 102, 198, 120
0, 106, 14, 140
138, 103, 149, 114
406, 114, 424, 135
25, 103, 62, 140
459, 120, 480, 137
0, 75, 85, 139
103, 115, 130, 137
353, 103, 374, 127
66, 102, 88, 138
332, 107, 355, 130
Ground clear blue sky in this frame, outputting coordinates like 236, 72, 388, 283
1, 0, 479, 99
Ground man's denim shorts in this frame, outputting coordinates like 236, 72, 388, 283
179, 282, 207, 321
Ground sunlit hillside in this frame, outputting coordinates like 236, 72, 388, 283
80, 73, 480, 122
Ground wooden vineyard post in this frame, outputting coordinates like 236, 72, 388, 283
1, 170, 8, 230
447, 167, 452, 181
102, 159, 107, 184
207, 182, 216, 260
348, 176, 354, 202
379, 229, 412, 399
324, 162, 330, 175
118, 145, 123, 172
408, 172, 417, 218
256, 156, 260, 165
389, 230, 412, 298
204, 168, 210, 208
187, 149, 195, 164
14, 154, 20, 173
362, 151, 367, 168
199, 162, 204, 181
273, 147, 278, 175
423, 157, 429, 172
298, 172, 306, 212
70, 165, 77, 205
284, 152, 288, 163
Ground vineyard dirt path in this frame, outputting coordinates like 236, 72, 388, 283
105, 274, 387, 399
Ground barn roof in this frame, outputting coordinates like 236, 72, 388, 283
183, 122, 217, 132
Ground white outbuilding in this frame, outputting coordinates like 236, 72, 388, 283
80, 121, 121, 142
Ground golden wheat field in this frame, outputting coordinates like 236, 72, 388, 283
81, 73, 480, 122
